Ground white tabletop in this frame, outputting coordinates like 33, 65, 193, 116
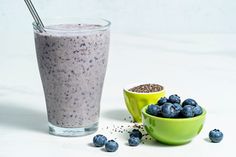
0, 33, 235, 157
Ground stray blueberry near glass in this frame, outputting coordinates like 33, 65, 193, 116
128, 136, 140, 146
93, 134, 107, 147
130, 129, 143, 140
105, 140, 119, 152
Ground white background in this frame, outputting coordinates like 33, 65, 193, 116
1, 0, 236, 34
0, 0, 236, 157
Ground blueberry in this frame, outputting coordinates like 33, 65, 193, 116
161, 103, 176, 118
182, 98, 198, 107
128, 137, 140, 146
193, 105, 203, 116
146, 104, 161, 116
130, 129, 142, 140
105, 140, 119, 152
93, 134, 107, 147
209, 129, 223, 143
157, 97, 168, 106
168, 94, 181, 104
181, 105, 194, 118
172, 103, 183, 117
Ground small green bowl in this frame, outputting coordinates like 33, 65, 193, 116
123, 83, 165, 123
142, 105, 206, 145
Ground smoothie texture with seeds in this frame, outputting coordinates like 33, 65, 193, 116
34, 24, 110, 128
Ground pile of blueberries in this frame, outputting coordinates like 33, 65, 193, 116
146, 94, 203, 118
146, 94, 224, 143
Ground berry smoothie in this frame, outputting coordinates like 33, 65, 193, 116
34, 22, 110, 136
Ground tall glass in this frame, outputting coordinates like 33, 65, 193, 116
33, 18, 110, 136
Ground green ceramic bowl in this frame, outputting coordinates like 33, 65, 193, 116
142, 105, 206, 145
123, 83, 165, 123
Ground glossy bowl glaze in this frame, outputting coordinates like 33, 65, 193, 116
142, 105, 206, 145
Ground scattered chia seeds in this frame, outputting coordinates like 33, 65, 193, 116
129, 84, 163, 93
100, 115, 154, 145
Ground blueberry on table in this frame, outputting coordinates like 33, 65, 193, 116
182, 98, 198, 107
128, 136, 140, 146
105, 140, 119, 152
193, 105, 203, 116
146, 104, 161, 116
209, 129, 223, 143
157, 97, 168, 106
168, 94, 181, 104
93, 134, 107, 147
130, 129, 143, 140
181, 105, 194, 118
161, 103, 176, 118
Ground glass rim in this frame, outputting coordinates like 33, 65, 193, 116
32, 17, 111, 33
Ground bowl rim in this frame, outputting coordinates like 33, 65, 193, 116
142, 105, 206, 121
123, 83, 165, 95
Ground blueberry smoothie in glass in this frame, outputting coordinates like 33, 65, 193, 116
33, 18, 110, 136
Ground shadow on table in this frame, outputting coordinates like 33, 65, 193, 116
204, 138, 212, 143
102, 108, 131, 122
0, 103, 48, 133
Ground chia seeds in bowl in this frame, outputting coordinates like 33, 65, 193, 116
128, 84, 164, 93
123, 83, 165, 123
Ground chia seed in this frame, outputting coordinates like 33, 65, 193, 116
100, 115, 154, 145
